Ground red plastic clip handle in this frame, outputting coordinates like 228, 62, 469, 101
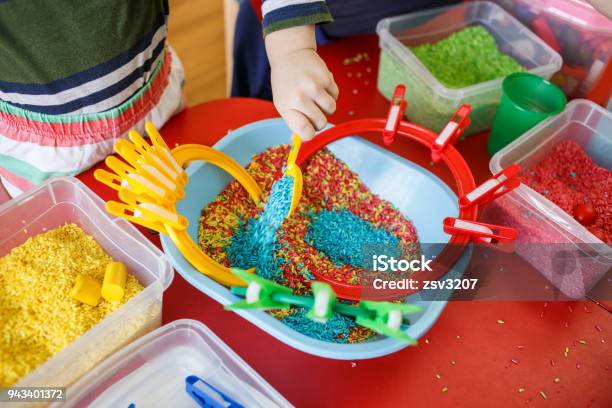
532, 16, 561, 53
431, 104, 471, 163
382, 85, 407, 145
458, 164, 521, 209
443, 217, 517, 245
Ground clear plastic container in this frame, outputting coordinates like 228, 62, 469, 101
376, 1, 562, 135
0, 177, 173, 388
56, 319, 291, 408
492, 0, 612, 104
485, 99, 611, 298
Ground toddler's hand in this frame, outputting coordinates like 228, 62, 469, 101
266, 26, 339, 141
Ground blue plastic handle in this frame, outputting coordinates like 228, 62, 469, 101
185, 375, 244, 408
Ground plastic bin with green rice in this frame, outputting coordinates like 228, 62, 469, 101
376, 1, 562, 136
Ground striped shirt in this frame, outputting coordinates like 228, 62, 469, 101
0, 0, 331, 196
0, 0, 171, 116
260, 0, 333, 35
0, 0, 185, 195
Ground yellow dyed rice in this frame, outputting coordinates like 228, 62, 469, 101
0, 224, 143, 387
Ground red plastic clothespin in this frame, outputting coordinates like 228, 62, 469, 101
431, 104, 471, 163
382, 85, 407, 145
458, 164, 521, 209
532, 16, 561, 53
443, 217, 517, 246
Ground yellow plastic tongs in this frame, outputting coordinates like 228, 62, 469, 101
285, 134, 303, 217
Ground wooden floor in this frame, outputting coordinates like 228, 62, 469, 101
167, 0, 228, 106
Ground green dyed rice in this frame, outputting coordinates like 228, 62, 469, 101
411, 26, 524, 89
377, 25, 525, 135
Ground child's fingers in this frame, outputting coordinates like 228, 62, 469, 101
314, 91, 337, 115
299, 99, 328, 131
326, 77, 339, 100
283, 109, 316, 141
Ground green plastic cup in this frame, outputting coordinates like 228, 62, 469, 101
488, 73, 566, 155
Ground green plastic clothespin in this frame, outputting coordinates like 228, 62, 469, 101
306, 282, 336, 323
225, 268, 293, 310
356, 301, 423, 345
226, 270, 424, 344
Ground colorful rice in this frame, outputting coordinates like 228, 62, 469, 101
306, 209, 401, 268
411, 26, 524, 89
483, 140, 611, 298
520, 140, 611, 244
227, 175, 294, 280
378, 25, 525, 135
0, 224, 143, 386
198, 145, 420, 343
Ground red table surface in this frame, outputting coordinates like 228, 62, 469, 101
79, 35, 611, 407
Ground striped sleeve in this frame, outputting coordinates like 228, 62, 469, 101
261, 0, 333, 36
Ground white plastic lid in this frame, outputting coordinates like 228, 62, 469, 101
55, 319, 291, 408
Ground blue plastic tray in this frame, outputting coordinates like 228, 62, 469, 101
161, 118, 470, 359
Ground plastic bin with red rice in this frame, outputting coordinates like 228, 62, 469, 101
0, 177, 173, 388
484, 100, 611, 298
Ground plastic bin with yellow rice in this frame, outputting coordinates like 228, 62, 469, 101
0, 177, 173, 389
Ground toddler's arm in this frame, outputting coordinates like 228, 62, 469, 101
262, 1, 338, 140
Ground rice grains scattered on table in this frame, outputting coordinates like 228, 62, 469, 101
0, 224, 143, 386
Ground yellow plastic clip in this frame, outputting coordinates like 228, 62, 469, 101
115, 138, 184, 198
114, 138, 144, 169
126, 174, 174, 207
285, 134, 303, 216
94, 169, 126, 193
145, 122, 188, 185
144, 150, 184, 190
136, 202, 188, 230
105, 201, 166, 233
128, 130, 155, 156
105, 155, 137, 179
96, 121, 268, 287
111, 147, 178, 204
145, 122, 170, 150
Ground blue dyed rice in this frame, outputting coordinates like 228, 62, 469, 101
226, 175, 294, 281
306, 209, 400, 268
281, 308, 355, 343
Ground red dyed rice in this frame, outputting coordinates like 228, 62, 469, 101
521, 140, 611, 244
